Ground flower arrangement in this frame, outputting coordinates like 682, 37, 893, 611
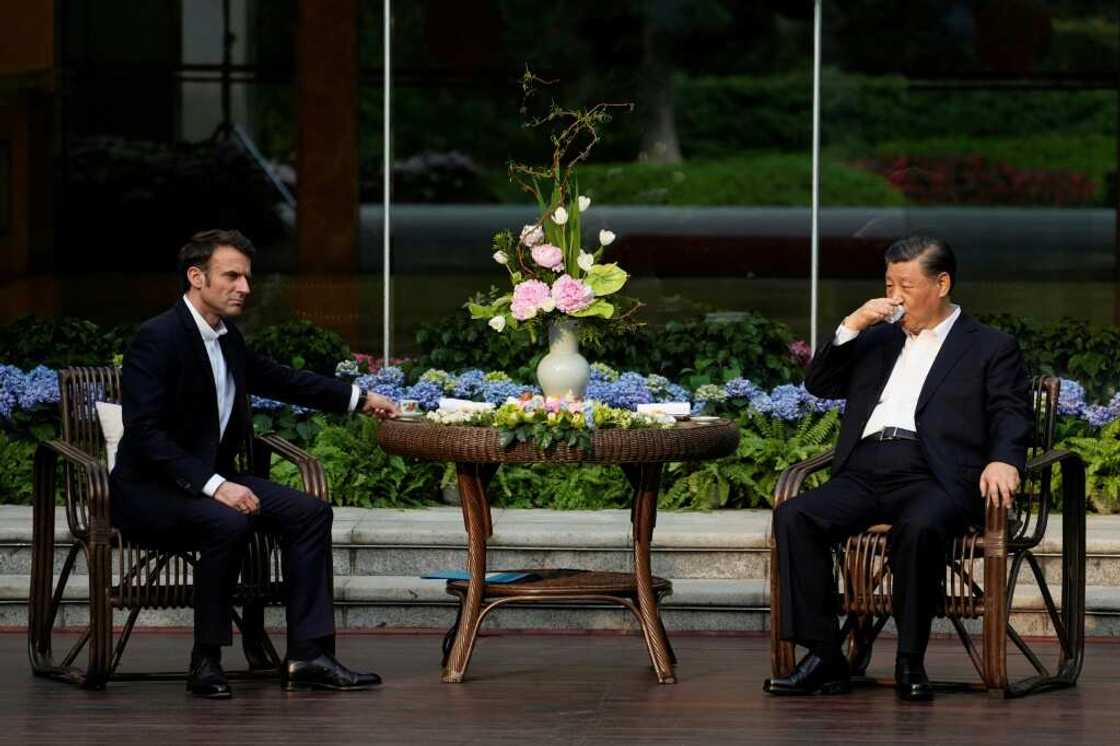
468, 71, 640, 343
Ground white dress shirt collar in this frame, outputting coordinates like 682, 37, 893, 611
183, 294, 228, 341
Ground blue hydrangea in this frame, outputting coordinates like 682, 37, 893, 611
660, 383, 692, 403
724, 377, 761, 401
0, 365, 24, 420
18, 365, 60, 411
1058, 378, 1086, 417
453, 369, 487, 399
420, 368, 457, 393
596, 372, 653, 410
482, 380, 532, 405
374, 366, 405, 387
403, 380, 443, 411
1082, 404, 1116, 428
768, 384, 808, 421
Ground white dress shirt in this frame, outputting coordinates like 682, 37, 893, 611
834, 305, 961, 439
183, 296, 238, 497
183, 296, 363, 498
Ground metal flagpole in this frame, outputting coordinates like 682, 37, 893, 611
810, 0, 822, 352
383, 0, 392, 365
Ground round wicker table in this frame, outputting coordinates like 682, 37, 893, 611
378, 418, 740, 684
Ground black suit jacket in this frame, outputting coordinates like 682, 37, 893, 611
112, 299, 353, 501
805, 312, 1032, 505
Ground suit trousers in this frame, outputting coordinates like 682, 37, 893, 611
111, 474, 335, 648
772, 438, 981, 656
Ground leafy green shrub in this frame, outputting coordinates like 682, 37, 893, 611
271, 415, 441, 507
675, 72, 1116, 157
0, 315, 133, 370
662, 409, 839, 510
0, 433, 37, 504
414, 311, 803, 389
486, 463, 633, 510
980, 315, 1120, 402
1060, 419, 1120, 514
248, 320, 351, 377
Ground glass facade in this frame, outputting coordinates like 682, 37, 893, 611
1, 1, 1117, 355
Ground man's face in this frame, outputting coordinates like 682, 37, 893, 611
190, 246, 252, 319
885, 258, 949, 334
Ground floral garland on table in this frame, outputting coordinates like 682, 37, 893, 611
426, 394, 672, 452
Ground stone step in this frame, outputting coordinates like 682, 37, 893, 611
3, 507, 1120, 585
3, 574, 1118, 637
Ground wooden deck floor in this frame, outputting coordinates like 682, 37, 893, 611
2, 631, 1118, 744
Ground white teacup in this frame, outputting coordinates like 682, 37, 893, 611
399, 399, 421, 416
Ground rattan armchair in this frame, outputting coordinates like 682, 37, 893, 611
28, 366, 331, 689
768, 376, 1086, 697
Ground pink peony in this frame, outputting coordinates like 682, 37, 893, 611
551, 274, 595, 314
510, 279, 551, 320
531, 243, 564, 271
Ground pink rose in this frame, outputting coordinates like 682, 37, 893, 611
510, 279, 551, 320
531, 243, 564, 271
520, 224, 545, 246
551, 274, 595, 314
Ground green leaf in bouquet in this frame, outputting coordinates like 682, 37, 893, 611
584, 263, 627, 296
568, 298, 614, 319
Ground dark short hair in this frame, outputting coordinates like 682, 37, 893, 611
177, 229, 256, 291
884, 235, 956, 291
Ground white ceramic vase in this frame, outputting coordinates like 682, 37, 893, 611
536, 319, 590, 399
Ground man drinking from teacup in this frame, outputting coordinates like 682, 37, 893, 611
764, 235, 1031, 702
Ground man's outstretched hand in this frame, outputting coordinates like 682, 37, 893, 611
215, 481, 260, 515
980, 461, 1021, 509
360, 391, 400, 419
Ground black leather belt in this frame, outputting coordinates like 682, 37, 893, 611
868, 427, 919, 442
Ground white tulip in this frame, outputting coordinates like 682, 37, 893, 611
578, 195, 591, 212
599, 229, 616, 246
488, 315, 506, 332
577, 251, 595, 272
492, 250, 508, 265
552, 206, 569, 225
539, 297, 556, 313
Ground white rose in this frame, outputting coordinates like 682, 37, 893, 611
488, 315, 506, 332
552, 206, 569, 225
492, 250, 508, 265
539, 297, 556, 313
578, 195, 591, 212
577, 251, 594, 272
599, 229, 616, 246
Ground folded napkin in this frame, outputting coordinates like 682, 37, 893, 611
437, 398, 496, 413
636, 401, 690, 416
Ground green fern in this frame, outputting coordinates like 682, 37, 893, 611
1063, 419, 1120, 513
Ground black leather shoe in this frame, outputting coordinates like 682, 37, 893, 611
281, 653, 381, 691
764, 653, 851, 696
895, 657, 934, 702
186, 657, 232, 699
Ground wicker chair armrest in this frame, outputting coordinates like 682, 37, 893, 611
773, 449, 835, 507
1025, 447, 1081, 474
253, 433, 329, 501
34, 439, 112, 539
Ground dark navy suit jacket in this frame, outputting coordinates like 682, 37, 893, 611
111, 299, 352, 525
804, 312, 1032, 505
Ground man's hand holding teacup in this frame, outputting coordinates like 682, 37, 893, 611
360, 391, 400, 419
843, 297, 905, 332
980, 461, 1021, 509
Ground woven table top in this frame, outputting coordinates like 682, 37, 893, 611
378, 419, 739, 464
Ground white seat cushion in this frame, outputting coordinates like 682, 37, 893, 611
94, 402, 124, 471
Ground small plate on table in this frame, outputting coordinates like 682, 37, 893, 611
394, 413, 427, 422
689, 415, 721, 424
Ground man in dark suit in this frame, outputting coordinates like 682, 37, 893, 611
111, 229, 399, 698
763, 235, 1031, 702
